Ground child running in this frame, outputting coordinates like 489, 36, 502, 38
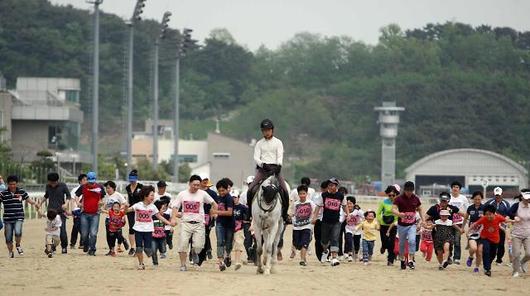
232, 194, 249, 270
419, 217, 434, 262
470, 204, 514, 276
101, 202, 126, 257
291, 185, 315, 266
127, 185, 173, 270
152, 199, 171, 266
434, 210, 463, 270
44, 209, 62, 258
356, 210, 379, 265
344, 197, 363, 262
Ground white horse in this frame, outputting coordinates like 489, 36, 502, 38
251, 175, 284, 275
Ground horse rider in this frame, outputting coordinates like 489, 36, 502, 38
247, 119, 290, 222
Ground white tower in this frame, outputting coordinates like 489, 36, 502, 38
374, 102, 405, 190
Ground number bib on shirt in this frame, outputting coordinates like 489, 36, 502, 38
452, 213, 464, 224
136, 210, 152, 223
401, 212, 416, 224
183, 201, 200, 214
294, 203, 312, 227
324, 198, 341, 211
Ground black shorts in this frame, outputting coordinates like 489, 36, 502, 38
127, 212, 136, 235
293, 229, 312, 250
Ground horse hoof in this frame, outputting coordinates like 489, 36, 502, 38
257, 268, 264, 274
264, 269, 271, 275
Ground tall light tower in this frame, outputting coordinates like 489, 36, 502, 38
87, 0, 103, 172
126, 0, 146, 175
152, 11, 171, 171
374, 102, 405, 190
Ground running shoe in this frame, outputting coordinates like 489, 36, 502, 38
83, 245, 89, 253
363, 261, 369, 266
466, 257, 473, 267
62, 248, 67, 254
331, 258, 340, 266
219, 261, 227, 271
224, 256, 232, 268
48, 253, 53, 258
446, 258, 453, 265
88, 250, 96, 256
137, 263, 145, 270
495, 262, 503, 266
299, 261, 307, 266
454, 259, 460, 265
408, 260, 416, 270
160, 253, 167, 259
123, 239, 129, 250
473, 267, 479, 273
16, 246, 24, 255
70, 244, 75, 250
387, 261, 393, 266
128, 248, 135, 256
180, 265, 187, 272
485, 270, 491, 277
442, 260, 450, 269
235, 263, 242, 270
348, 256, 353, 263
8, 252, 14, 258
380, 246, 385, 254
512, 272, 520, 278
320, 251, 329, 263
400, 260, 406, 270
438, 265, 444, 270
105, 250, 113, 256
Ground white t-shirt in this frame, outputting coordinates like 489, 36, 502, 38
103, 192, 127, 210
292, 200, 316, 231
173, 189, 215, 223
312, 192, 324, 221
253, 136, 284, 167
46, 215, 62, 236
132, 202, 159, 232
449, 194, 469, 225
239, 190, 248, 207
71, 185, 81, 211
346, 209, 364, 235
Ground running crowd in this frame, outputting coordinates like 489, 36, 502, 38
0, 119, 529, 278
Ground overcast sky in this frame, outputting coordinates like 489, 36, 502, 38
49, 0, 530, 51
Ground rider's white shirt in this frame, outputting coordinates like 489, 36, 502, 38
254, 136, 284, 167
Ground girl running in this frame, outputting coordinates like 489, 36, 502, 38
463, 191, 485, 272
434, 210, 463, 270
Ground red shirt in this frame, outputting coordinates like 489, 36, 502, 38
76, 184, 105, 214
393, 193, 421, 226
475, 214, 506, 243
108, 210, 126, 232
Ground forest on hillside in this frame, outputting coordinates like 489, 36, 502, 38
1, 0, 529, 181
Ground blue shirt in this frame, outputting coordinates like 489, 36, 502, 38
485, 198, 511, 216
215, 193, 234, 228
466, 204, 485, 224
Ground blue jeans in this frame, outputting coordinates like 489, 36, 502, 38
81, 213, 100, 252
480, 239, 498, 272
216, 223, 234, 258
397, 224, 417, 258
362, 239, 375, 262
4, 220, 23, 243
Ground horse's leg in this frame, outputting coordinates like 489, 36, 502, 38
255, 227, 264, 274
264, 229, 276, 275
271, 221, 283, 274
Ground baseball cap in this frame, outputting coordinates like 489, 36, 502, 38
494, 187, 503, 196
522, 192, 530, 200
328, 177, 340, 185
157, 180, 167, 188
440, 209, 450, 216
128, 169, 138, 182
87, 171, 96, 183
439, 192, 451, 201
198, 173, 213, 187
246, 175, 255, 185
392, 184, 401, 193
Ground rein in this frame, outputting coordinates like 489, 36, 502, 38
257, 188, 279, 213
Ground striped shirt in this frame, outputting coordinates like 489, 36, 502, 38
0, 188, 29, 222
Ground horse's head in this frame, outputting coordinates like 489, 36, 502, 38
261, 175, 279, 204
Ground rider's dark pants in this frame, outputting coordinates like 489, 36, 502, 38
247, 167, 289, 219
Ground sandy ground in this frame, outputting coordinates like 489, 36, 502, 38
1, 202, 529, 296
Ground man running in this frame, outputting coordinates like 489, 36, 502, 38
448, 181, 469, 264
247, 119, 289, 222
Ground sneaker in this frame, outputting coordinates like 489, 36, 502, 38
167, 241, 173, 250
320, 251, 329, 263
338, 255, 344, 261
123, 239, 130, 250
128, 248, 135, 256
160, 253, 167, 259
8, 252, 14, 258
442, 260, 450, 269
83, 245, 89, 253
299, 261, 307, 266
48, 253, 53, 258
380, 246, 385, 254
61, 248, 67, 254
207, 251, 213, 260
485, 270, 492, 277
473, 267, 480, 273
16, 246, 24, 256
88, 250, 96, 256
105, 251, 113, 256
363, 262, 369, 266
78, 245, 84, 249
331, 258, 340, 266
180, 265, 187, 272
400, 260, 406, 270
224, 256, 232, 268
439, 265, 444, 270
454, 259, 460, 265
496, 262, 503, 266
408, 261, 416, 270
348, 256, 353, 263
446, 258, 453, 265
137, 263, 145, 270
387, 261, 393, 266
466, 257, 474, 267
512, 272, 520, 278
70, 244, 75, 250
219, 261, 227, 271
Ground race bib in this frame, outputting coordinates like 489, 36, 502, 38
452, 213, 464, 224
421, 229, 433, 241
153, 226, 165, 238
136, 209, 153, 223
347, 214, 360, 226
183, 201, 200, 214
401, 212, 416, 224
324, 198, 341, 211
295, 204, 312, 220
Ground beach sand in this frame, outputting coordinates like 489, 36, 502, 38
0, 202, 528, 296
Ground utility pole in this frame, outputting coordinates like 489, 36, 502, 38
126, 0, 146, 174
173, 28, 196, 182
152, 11, 171, 171
87, 0, 103, 172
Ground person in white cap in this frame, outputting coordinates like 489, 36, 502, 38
485, 187, 511, 265
507, 189, 530, 277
